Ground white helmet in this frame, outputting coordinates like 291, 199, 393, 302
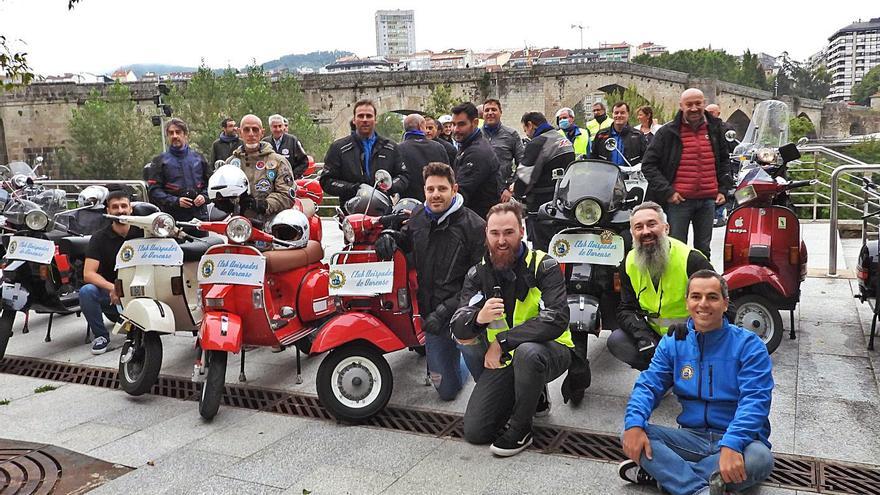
77, 185, 109, 209
208, 164, 249, 200
267, 209, 309, 249
438, 114, 453, 124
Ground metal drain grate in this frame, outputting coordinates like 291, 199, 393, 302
0, 439, 130, 494
3, 354, 880, 495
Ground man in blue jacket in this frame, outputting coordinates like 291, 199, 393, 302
148, 118, 209, 222
619, 270, 774, 495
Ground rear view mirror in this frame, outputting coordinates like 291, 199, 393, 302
375, 170, 393, 192
778, 143, 801, 164
724, 130, 738, 143
604, 139, 617, 152
797, 137, 809, 147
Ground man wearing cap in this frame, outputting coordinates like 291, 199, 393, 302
439, 114, 456, 147
555, 107, 590, 158
426, 115, 458, 164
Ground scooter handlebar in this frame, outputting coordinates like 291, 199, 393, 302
786, 179, 817, 190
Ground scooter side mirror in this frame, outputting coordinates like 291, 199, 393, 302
374, 170, 393, 192
797, 137, 809, 147
778, 143, 801, 164
604, 139, 617, 152
724, 130, 739, 143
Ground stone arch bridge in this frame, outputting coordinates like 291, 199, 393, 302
0, 61, 857, 166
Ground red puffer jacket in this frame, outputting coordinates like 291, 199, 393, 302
672, 121, 717, 199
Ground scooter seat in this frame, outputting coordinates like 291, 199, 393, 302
180, 235, 224, 262
265, 240, 323, 273
58, 235, 92, 260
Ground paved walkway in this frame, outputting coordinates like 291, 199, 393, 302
0, 220, 876, 494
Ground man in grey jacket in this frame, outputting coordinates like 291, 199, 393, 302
482, 99, 524, 203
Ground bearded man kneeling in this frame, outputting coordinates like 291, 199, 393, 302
608, 201, 717, 370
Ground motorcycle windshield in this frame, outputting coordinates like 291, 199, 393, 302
738, 165, 774, 187
555, 160, 627, 210
8, 161, 35, 178
735, 100, 790, 154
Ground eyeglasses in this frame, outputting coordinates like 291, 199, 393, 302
636, 283, 663, 319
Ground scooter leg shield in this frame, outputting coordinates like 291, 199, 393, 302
200, 312, 243, 353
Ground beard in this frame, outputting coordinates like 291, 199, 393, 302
244, 141, 261, 151
633, 232, 670, 278
488, 242, 518, 271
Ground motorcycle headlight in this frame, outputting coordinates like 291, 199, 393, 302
151, 213, 176, 238
226, 216, 253, 244
342, 219, 356, 244
25, 210, 49, 231
755, 148, 777, 164
574, 199, 602, 226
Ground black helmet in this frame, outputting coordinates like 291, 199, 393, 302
392, 197, 421, 215
344, 184, 392, 216
131, 201, 160, 217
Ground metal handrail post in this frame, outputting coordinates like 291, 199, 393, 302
829, 164, 880, 276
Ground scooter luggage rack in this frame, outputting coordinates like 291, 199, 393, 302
330, 249, 378, 264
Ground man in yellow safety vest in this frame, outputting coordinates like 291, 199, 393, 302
452, 201, 573, 457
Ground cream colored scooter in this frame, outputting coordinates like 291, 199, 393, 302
109, 210, 221, 395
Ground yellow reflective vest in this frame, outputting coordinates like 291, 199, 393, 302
485, 250, 574, 367
558, 129, 590, 158
624, 237, 697, 336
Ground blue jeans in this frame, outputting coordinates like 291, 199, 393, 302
666, 198, 715, 259
424, 332, 470, 401
631, 424, 774, 495
80, 284, 116, 340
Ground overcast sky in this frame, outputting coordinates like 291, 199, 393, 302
1, 0, 876, 74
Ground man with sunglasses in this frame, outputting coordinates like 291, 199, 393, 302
608, 201, 715, 370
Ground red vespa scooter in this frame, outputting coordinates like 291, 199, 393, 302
185, 212, 334, 420
723, 141, 815, 354
306, 171, 427, 422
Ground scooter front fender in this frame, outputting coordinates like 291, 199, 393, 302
309, 312, 405, 355
724, 265, 789, 298
200, 311, 243, 353
568, 294, 600, 335
113, 298, 176, 335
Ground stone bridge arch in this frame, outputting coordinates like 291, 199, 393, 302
796, 112, 819, 139
727, 109, 751, 139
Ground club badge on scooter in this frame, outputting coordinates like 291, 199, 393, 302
681, 365, 695, 380
600, 230, 615, 244
200, 259, 215, 278
120, 244, 135, 263
551, 238, 570, 258
7, 241, 16, 255
328, 269, 346, 290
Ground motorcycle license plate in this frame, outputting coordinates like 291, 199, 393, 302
548, 232, 625, 266
5, 236, 54, 264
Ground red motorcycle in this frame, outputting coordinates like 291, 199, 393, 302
723, 141, 815, 354
302, 171, 427, 422
186, 212, 334, 420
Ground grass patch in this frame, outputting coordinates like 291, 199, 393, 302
33, 385, 58, 394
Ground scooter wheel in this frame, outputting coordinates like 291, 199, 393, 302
199, 350, 227, 420
0, 309, 16, 360
316, 343, 393, 423
733, 294, 784, 354
118, 330, 163, 396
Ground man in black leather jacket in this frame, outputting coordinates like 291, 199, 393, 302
376, 163, 486, 401
319, 99, 408, 205
590, 102, 648, 166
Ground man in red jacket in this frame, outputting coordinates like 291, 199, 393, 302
641, 89, 732, 259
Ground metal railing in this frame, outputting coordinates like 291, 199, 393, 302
828, 164, 880, 276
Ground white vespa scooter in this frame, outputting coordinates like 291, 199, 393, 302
109, 208, 221, 395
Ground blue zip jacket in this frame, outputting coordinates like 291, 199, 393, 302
624, 318, 774, 453
147, 145, 209, 221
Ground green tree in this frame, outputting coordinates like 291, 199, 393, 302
634, 48, 775, 91
603, 85, 670, 125
375, 112, 404, 142
61, 82, 161, 179
789, 116, 815, 142
166, 65, 332, 160
851, 65, 880, 105
771, 58, 831, 100
424, 84, 462, 118
846, 138, 880, 163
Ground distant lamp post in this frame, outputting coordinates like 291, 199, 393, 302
152, 82, 172, 151
570, 24, 585, 50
